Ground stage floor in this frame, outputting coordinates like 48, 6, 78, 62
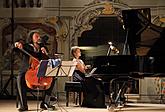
0, 100, 165, 112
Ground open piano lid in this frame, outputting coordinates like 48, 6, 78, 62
122, 8, 165, 56
121, 8, 165, 74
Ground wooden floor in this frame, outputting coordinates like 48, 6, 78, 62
0, 99, 165, 112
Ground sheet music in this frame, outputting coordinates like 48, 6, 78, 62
89, 67, 97, 75
45, 61, 77, 77
45, 66, 59, 77
86, 67, 97, 77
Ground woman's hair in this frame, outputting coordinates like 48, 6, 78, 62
27, 30, 40, 43
71, 46, 80, 57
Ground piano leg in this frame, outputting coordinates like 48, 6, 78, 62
109, 76, 137, 108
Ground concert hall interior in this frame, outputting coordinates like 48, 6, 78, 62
0, 0, 165, 112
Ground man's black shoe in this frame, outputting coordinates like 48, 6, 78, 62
18, 106, 28, 111
40, 102, 56, 110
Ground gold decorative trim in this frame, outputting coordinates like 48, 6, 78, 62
102, 2, 114, 15
160, 17, 165, 23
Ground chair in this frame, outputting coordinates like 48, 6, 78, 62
64, 81, 83, 106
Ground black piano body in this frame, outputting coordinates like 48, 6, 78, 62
92, 55, 165, 95
91, 8, 165, 79
90, 8, 165, 97
92, 55, 165, 78
93, 55, 138, 74
80, 8, 165, 106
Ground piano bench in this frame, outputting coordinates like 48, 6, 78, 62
65, 81, 83, 107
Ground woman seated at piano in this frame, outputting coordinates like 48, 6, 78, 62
71, 46, 89, 82
71, 46, 106, 108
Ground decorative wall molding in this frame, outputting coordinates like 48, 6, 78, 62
0, 18, 11, 31
0, 18, 11, 57
43, 16, 69, 41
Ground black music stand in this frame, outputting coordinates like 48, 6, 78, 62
34, 59, 61, 111
45, 61, 77, 77
44, 61, 77, 101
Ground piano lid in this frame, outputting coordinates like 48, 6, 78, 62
122, 8, 165, 56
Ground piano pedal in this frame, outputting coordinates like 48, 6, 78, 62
114, 107, 122, 111
117, 102, 124, 108
108, 105, 122, 112
107, 104, 115, 111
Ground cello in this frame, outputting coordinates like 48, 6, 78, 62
15, 42, 53, 90
25, 54, 53, 90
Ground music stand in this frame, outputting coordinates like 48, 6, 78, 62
43, 60, 77, 101
37, 59, 61, 78
45, 61, 77, 77
37, 59, 61, 110
32, 59, 61, 111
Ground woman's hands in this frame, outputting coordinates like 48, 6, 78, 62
76, 62, 86, 73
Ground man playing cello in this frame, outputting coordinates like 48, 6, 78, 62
15, 30, 56, 111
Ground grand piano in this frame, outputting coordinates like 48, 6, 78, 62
90, 8, 165, 104
92, 8, 165, 79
